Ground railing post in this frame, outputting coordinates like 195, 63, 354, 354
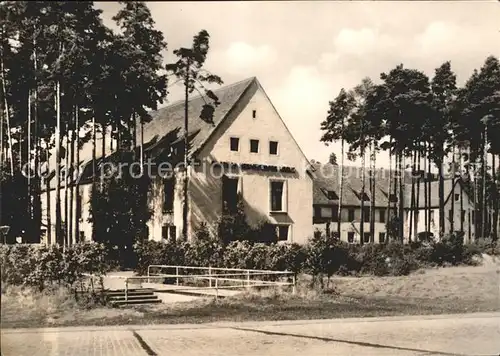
292, 274, 296, 295
246, 270, 250, 288
209, 266, 212, 288
215, 277, 218, 299
125, 278, 128, 302
147, 266, 150, 284
176, 266, 179, 286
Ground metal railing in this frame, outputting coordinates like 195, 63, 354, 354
85, 265, 296, 302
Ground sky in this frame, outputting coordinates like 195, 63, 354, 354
96, 1, 500, 168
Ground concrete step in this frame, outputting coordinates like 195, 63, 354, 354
112, 298, 162, 305
108, 294, 158, 301
105, 289, 154, 296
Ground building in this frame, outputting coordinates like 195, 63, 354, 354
312, 163, 398, 244
41, 77, 314, 244
312, 162, 476, 243
402, 179, 476, 243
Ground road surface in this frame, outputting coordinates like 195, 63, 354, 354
1, 312, 499, 355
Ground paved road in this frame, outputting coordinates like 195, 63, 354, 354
2, 312, 499, 356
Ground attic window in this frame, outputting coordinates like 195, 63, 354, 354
326, 190, 338, 200
359, 192, 370, 201
252, 110, 256, 119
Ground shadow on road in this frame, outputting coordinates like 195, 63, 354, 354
232, 326, 497, 356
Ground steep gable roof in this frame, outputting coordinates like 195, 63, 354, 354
403, 178, 471, 208
44, 77, 287, 190
142, 77, 256, 159
312, 163, 397, 207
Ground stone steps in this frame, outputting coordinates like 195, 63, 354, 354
104, 289, 161, 306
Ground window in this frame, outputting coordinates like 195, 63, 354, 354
314, 206, 320, 218
379, 232, 386, 244
326, 190, 338, 200
347, 232, 355, 243
79, 231, 85, 242
379, 210, 386, 223
472, 211, 475, 221
363, 207, 370, 222
461, 210, 466, 223
454, 193, 460, 202
277, 225, 289, 241
270, 180, 285, 212
363, 232, 371, 243
169, 226, 176, 241
163, 178, 175, 213
389, 194, 397, 202
250, 139, 259, 153
230, 137, 239, 152
448, 209, 453, 221
162, 224, 176, 241
222, 176, 239, 212
252, 110, 256, 119
269, 141, 279, 155
348, 209, 355, 221
320, 207, 332, 218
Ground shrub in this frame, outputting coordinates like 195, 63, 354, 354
0, 243, 110, 293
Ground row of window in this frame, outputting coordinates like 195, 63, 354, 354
160, 223, 289, 242
346, 232, 386, 244
222, 176, 286, 213
323, 189, 397, 202
314, 207, 387, 223
230, 137, 279, 155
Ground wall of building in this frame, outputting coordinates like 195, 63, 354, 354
402, 182, 476, 242
40, 182, 92, 245
192, 80, 314, 244
313, 206, 389, 244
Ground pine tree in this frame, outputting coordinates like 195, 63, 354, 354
166, 29, 222, 240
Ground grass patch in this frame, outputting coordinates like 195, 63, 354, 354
2, 262, 498, 329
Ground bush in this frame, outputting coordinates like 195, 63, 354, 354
0, 243, 109, 292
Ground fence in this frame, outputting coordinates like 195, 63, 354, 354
86, 265, 296, 301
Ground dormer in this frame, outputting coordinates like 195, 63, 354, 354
321, 188, 338, 200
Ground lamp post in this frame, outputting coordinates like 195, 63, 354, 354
0, 225, 10, 244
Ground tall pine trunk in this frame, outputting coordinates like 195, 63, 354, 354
64, 122, 69, 247
27, 89, 32, 225
459, 145, 464, 234
398, 151, 404, 242
481, 129, 487, 239
55, 81, 62, 245
370, 143, 376, 243
450, 142, 456, 234
337, 122, 345, 239
0, 49, 13, 174
386, 139, 392, 241
415, 147, 421, 239
182, 61, 191, 241
69, 109, 75, 245
492, 154, 498, 241
75, 106, 80, 242
32, 42, 41, 243
438, 148, 445, 238
45, 149, 51, 244
91, 112, 97, 241
427, 144, 432, 235
101, 123, 106, 159
409, 150, 416, 242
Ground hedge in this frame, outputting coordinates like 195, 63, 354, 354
0, 243, 110, 293
134, 232, 493, 285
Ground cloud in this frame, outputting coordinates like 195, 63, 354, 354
208, 42, 277, 76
